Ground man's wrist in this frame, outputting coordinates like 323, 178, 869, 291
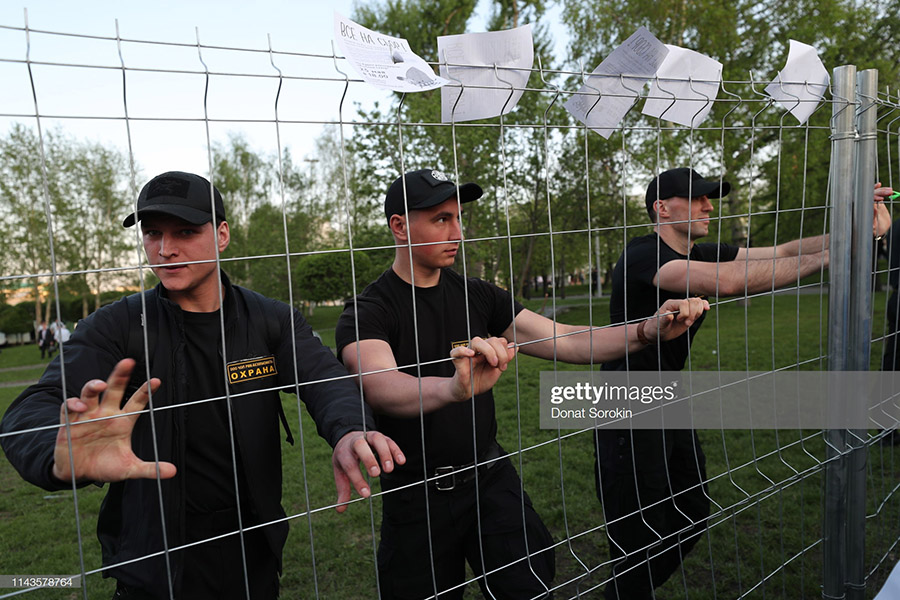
637, 319, 656, 345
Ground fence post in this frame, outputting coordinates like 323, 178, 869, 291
845, 67, 878, 599
824, 63, 856, 599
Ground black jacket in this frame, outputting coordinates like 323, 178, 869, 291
0, 274, 373, 597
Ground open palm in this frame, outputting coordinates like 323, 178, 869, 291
53, 359, 177, 483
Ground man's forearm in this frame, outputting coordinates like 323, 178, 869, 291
518, 321, 646, 364
728, 251, 827, 295
775, 234, 829, 257
358, 371, 459, 418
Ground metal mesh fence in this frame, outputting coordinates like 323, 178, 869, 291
0, 18, 899, 600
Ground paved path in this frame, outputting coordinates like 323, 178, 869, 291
0, 363, 45, 389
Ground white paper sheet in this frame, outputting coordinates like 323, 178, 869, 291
436, 24, 534, 123
875, 558, 900, 599
765, 39, 830, 124
564, 27, 669, 139
333, 12, 449, 93
642, 45, 722, 127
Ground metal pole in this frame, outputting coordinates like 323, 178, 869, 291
845, 68, 878, 599
825, 64, 857, 599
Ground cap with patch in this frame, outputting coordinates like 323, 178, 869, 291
645, 167, 731, 214
384, 169, 483, 222
123, 171, 226, 228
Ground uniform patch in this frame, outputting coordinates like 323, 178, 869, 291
451, 340, 469, 350
227, 356, 277, 384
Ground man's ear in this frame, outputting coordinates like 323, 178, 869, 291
654, 199, 668, 220
217, 221, 230, 252
389, 214, 408, 242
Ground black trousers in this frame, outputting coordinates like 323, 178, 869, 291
377, 457, 555, 600
595, 429, 710, 600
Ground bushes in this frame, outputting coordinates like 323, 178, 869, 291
0, 304, 32, 335
294, 252, 379, 307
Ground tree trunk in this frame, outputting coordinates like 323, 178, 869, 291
43, 287, 52, 323
516, 235, 536, 300
33, 281, 41, 329
95, 249, 103, 314
559, 256, 566, 300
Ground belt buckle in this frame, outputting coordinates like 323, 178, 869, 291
434, 466, 456, 491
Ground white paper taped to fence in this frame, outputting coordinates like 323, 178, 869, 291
642, 45, 722, 127
333, 12, 449, 93
764, 39, 829, 124
437, 24, 534, 123
564, 26, 669, 138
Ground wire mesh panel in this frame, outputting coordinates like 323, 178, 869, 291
0, 14, 899, 600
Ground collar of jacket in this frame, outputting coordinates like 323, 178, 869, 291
154, 269, 238, 328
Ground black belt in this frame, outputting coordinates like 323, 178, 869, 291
430, 442, 503, 492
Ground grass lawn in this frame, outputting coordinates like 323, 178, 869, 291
1, 293, 899, 598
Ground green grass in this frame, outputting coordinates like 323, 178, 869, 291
0, 343, 51, 369
2, 294, 900, 598
0, 345, 54, 388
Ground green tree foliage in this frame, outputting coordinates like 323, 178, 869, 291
351, 0, 571, 295
0, 303, 31, 335
294, 251, 377, 311
0, 124, 58, 325
211, 133, 274, 229
0, 124, 133, 322
559, 0, 900, 253
213, 136, 344, 300
58, 143, 133, 316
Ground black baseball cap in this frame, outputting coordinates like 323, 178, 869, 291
645, 168, 731, 213
123, 171, 226, 228
385, 169, 483, 222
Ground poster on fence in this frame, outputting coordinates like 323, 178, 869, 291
564, 26, 668, 138
436, 24, 534, 123
765, 39, 829, 124
642, 45, 722, 128
333, 12, 449, 93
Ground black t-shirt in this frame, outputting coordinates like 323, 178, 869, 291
181, 310, 247, 514
335, 268, 523, 472
603, 233, 739, 372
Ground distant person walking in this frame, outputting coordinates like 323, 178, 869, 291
38, 321, 54, 359
54, 321, 71, 348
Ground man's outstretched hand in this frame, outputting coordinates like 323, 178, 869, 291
53, 359, 176, 484
332, 430, 405, 513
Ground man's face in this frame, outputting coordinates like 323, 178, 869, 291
404, 197, 463, 270
140, 213, 229, 300
659, 194, 714, 240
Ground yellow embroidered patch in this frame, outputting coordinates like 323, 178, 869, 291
227, 356, 278, 384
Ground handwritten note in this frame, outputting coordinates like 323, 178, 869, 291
334, 12, 449, 93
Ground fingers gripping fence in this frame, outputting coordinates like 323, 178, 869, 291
0, 17, 899, 600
